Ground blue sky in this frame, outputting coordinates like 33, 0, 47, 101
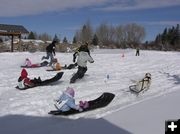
0, 0, 180, 42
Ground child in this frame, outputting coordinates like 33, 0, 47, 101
70, 45, 94, 83
23, 58, 42, 68
51, 58, 61, 71
54, 87, 83, 112
24, 58, 32, 67
17, 68, 41, 89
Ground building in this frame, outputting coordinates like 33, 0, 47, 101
0, 24, 29, 52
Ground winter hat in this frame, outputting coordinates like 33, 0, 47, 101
21, 68, 28, 79
65, 87, 75, 97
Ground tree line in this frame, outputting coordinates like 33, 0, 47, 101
154, 24, 180, 50
25, 22, 180, 51
73, 21, 145, 48
144, 24, 180, 51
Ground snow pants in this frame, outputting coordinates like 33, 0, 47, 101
70, 66, 87, 83
42, 52, 54, 65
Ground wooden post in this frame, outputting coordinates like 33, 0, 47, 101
19, 34, 21, 51
11, 35, 14, 52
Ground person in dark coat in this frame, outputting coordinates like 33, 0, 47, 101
42, 40, 57, 65
136, 48, 140, 56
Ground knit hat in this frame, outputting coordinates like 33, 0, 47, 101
21, 68, 28, 79
65, 87, 75, 97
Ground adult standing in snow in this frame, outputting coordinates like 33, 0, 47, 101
135, 47, 140, 56
42, 40, 57, 65
70, 44, 94, 83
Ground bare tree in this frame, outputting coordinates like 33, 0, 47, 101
81, 20, 93, 43
115, 25, 127, 48
124, 23, 145, 47
96, 22, 110, 45
38, 32, 52, 41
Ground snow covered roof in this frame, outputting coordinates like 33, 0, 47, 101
0, 24, 29, 33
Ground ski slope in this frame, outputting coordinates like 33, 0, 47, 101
0, 49, 180, 133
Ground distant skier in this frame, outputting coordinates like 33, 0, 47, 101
17, 68, 41, 89
135, 48, 140, 56
70, 44, 94, 83
42, 40, 57, 65
54, 87, 84, 112
129, 73, 151, 93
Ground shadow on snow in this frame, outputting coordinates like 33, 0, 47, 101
0, 114, 132, 134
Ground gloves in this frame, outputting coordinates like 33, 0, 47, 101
77, 105, 83, 112
78, 107, 83, 112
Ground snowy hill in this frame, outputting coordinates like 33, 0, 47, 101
0, 49, 180, 134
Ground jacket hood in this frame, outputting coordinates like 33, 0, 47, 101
21, 68, 28, 79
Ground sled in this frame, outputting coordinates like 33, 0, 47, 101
48, 92, 115, 115
16, 72, 64, 90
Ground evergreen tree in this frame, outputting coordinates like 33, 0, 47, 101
72, 36, 77, 44
92, 34, 99, 46
63, 37, 68, 43
28, 31, 36, 39
162, 28, 167, 44
174, 24, 180, 46
53, 34, 60, 43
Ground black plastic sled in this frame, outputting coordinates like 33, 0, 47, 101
46, 63, 77, 71
48, 92, 115, 116
16, 72, 64, 90
21, 61, 49, 68
46, 69, 61, 71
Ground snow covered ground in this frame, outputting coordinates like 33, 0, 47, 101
0, 49, 180, 134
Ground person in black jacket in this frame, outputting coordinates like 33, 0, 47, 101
42, 40, 57, 65
135, 47, 140, 56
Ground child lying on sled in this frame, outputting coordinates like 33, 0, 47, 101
22, 58, 48, 68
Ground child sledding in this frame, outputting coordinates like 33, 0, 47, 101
16, 68, 64, 90
49, 87, 115, 116
21, 58, 49, 68
46, 58, 77, 71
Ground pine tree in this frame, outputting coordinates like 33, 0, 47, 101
92, 34, 99, 46
28, 31, 36, 39
72, 36, 77, 44
63, 37, 68, 43
162, 28, 167, 44
53, 34, 60, 43
175, 24, 180, 46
